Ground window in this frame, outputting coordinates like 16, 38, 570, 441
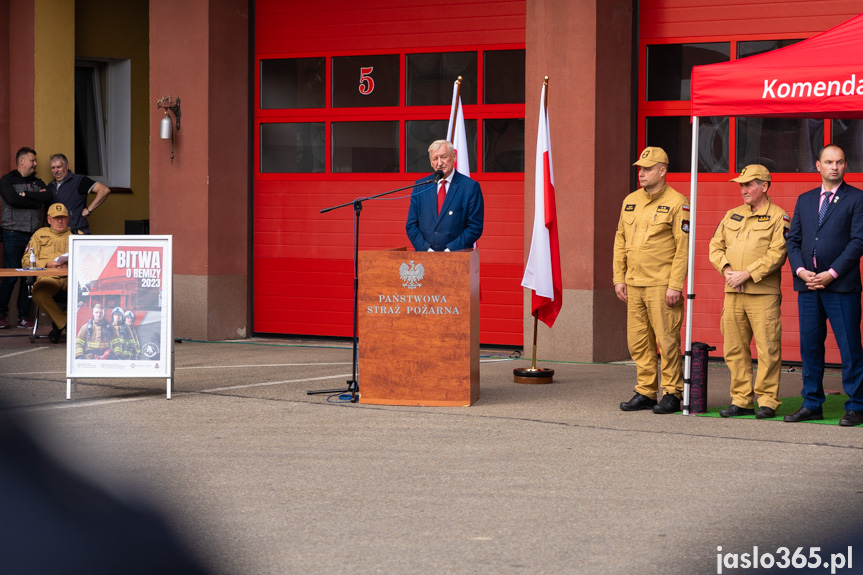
645, 116, 728, 173
646, 43, 729, 101
484, 50, 526, 104
737, 118, 821, 173
832, 120, 863, 169
74, 59, 131, 187
406, 119, 477, 173
260, 123, 325, 173
257, 48, 524, 175
75, 64, 105, 177
406, 52, 477, 106
332, 122, 399, 173
737, 39, 802, 59
484, 119, 525, 173
260, 58, 325, 109
332, 55, 399, 108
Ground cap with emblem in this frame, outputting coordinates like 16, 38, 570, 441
633, 146, 669, 168
47, 203, 68, 218
730, 164, 771, 183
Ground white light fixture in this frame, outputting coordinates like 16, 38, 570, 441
156, 96, 181, 163
160, 114, 172, 139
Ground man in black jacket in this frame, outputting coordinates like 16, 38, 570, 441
0, 147, 53, 328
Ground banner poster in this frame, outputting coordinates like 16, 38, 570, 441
66, 235, 173, 379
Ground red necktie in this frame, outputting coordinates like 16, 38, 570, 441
437, 182, 446, 215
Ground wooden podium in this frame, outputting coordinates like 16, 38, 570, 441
357, 249, 480, 406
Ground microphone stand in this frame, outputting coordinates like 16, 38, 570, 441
307, 173, 442, 402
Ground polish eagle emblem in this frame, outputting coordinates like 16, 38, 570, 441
399, 260, 424, 289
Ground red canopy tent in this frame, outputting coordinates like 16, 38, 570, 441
691, 12, 863, 119
681, 12, 863, 414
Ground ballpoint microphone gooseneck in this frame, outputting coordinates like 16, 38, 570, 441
415, 170, 445, 187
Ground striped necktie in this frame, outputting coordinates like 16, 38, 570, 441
819, 191, 833, 225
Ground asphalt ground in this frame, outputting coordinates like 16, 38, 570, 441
1, 331, 862, 574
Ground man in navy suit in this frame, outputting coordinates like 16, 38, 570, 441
406, 140, 483, 252
786, 144, 863, 426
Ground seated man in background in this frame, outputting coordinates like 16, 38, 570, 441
22, 203, 82, 343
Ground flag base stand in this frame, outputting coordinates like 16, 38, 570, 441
513, 314, 554, 384
513, 367, 554, 384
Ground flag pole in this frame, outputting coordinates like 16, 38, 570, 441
448, 76, 463, 143
530, 313, 539, 370
543, 76, 548, 111
514, 76, 555, 385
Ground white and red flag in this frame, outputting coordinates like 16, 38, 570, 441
447, 79, 471, 177
521, 80, 561, 327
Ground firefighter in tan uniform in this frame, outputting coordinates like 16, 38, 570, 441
614, 147, 690, 414
708, 165, 789, 419
21, 203, 81, 343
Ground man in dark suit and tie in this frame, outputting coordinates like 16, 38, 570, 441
406, 140, 484, 252
786, 144, 863, 426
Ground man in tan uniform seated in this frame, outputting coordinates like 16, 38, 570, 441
22, 203, 81, 343
709, 165, 789, 419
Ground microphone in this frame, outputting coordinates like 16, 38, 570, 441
412, 170, 445, 187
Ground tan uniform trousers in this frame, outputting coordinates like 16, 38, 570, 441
627, 285, 684, 398
32, 277, 68, 329
720, 292, 782, 410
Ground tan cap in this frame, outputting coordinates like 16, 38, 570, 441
730, 164, 771, 183
633, 146, 669, 168
47, 203, 68, 217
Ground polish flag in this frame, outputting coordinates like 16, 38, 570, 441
521, 81, 561, 327
447, 80, 470, 177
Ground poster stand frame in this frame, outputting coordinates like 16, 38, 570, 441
64, 235, 173, 400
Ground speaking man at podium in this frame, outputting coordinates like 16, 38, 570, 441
406, 140, 484, 251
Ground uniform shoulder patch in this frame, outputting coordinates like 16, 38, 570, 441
682, 205, 690, 212
682, 219, 690, 233
657, 205, 670, 213
782, 214, 790, 222
757, 215, 770, 222
730, 213, 744, 221
624, 204, 636, 212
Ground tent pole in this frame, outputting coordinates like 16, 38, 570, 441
682, 116, 700, 416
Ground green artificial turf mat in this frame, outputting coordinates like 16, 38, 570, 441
692, 393, 853, 425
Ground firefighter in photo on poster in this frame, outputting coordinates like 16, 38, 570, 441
111, 306, 124, 331
120, 310, 141, 360
74, 303, 121, 359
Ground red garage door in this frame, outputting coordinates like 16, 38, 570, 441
253, 0, 526, 345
